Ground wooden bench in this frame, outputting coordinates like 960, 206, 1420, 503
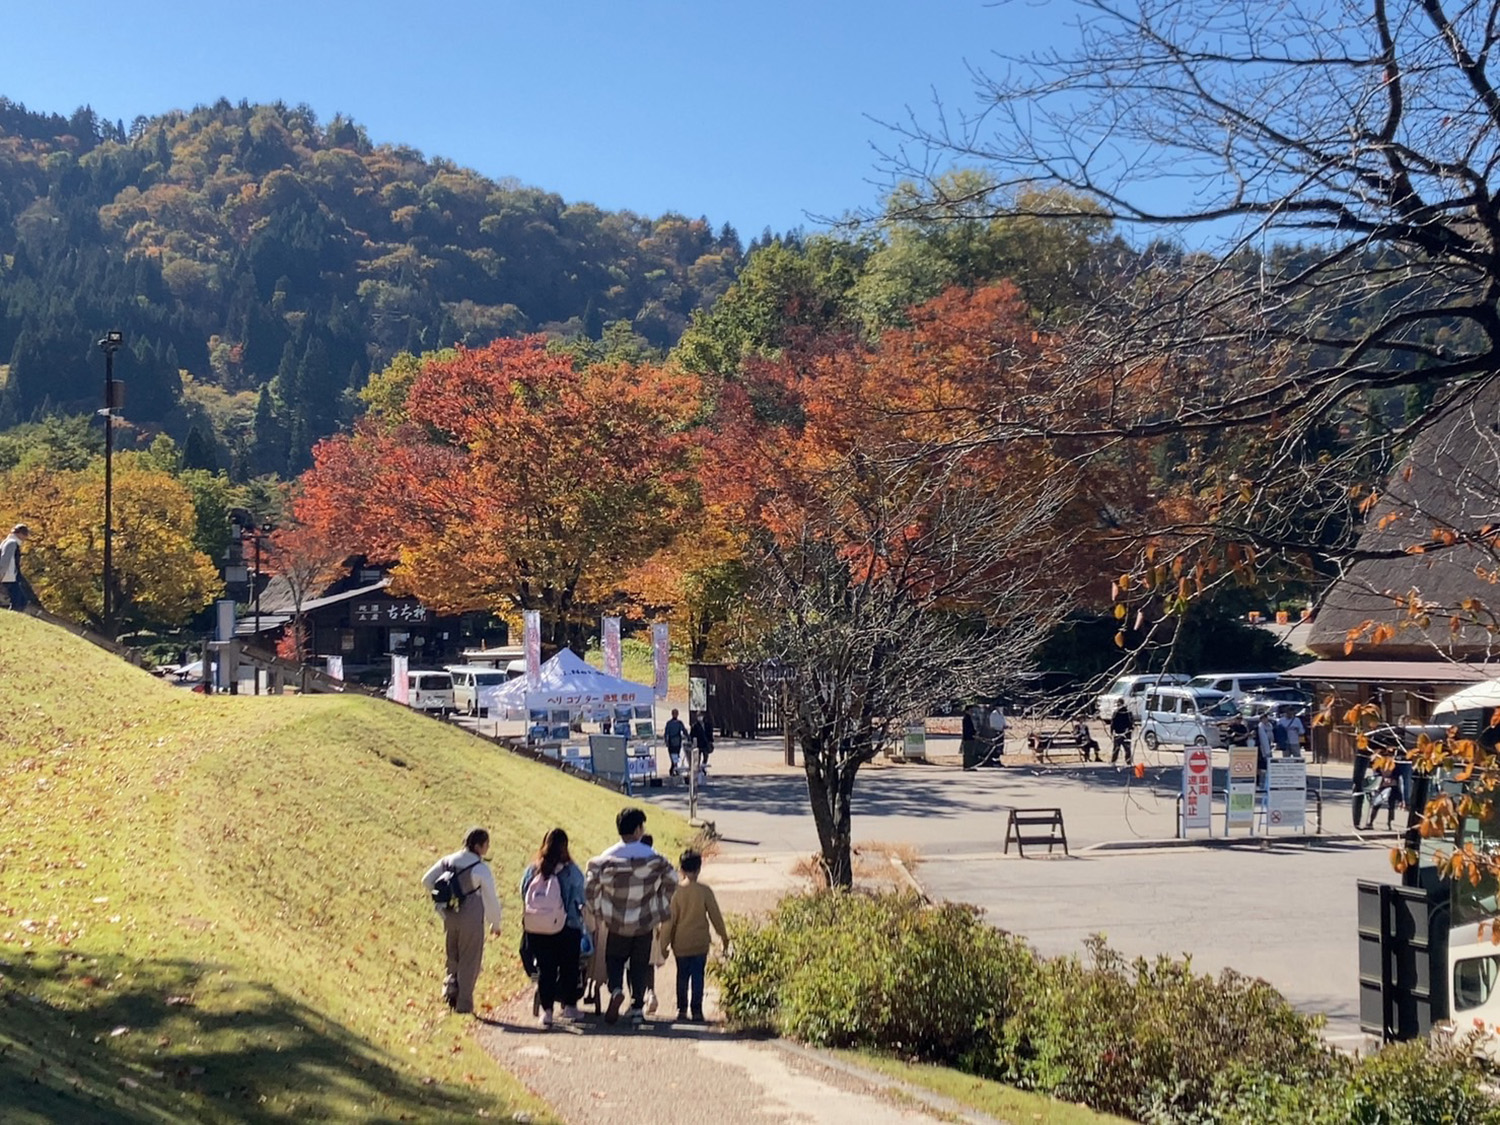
1026, 729, 1100, 763
1003, 807, 1070, 857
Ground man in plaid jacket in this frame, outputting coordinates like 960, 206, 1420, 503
585, 806, 678, 1025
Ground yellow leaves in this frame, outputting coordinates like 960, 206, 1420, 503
1117, 573, 1133, 592
1114, 603, 1127, 620
1432, 527, 1459, 547
1376, 512, 1403, 532
1113, 631, 1125, 648
1358, 489, 1382, 514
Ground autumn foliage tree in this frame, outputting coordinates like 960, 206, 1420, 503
295, 337, 702, 646
0, 453, 221, 633
713, 284, 1080, 884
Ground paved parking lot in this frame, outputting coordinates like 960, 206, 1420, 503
644, 735, 1396, 1045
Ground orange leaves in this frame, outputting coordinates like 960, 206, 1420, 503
296, 338, 706, 630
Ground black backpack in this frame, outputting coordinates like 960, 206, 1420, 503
430, 857, 483, 911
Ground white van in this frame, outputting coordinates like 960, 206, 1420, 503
403, 670, 454, 714
1095, 673, 1192, 720
1187, 672, 1281, 704
446, 665, 509, 717
1140, 686, 1237, 750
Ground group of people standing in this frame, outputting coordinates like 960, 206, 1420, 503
421, 806, 728, 1029
959, 703, 1008, 769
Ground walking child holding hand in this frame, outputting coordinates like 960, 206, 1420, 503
658, 848, 728, 1022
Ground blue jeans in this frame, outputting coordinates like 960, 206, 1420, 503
676, 953, 706, 1016
3, 581, 26, 611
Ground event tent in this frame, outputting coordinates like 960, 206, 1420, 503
482, 647, 653, 717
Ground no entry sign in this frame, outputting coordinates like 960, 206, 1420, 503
1182, 746, 1213, 833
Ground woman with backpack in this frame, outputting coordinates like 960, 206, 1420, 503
520, 827, 586, 1028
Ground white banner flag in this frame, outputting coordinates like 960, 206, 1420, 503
390, 654, 409, 704
524, 610, 542, 688
325, 655, 344, 682
652, 622, 669, 700
603, 617, 622, 677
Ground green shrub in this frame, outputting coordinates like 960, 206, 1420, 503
719, 892, 1500, 1124
718, 892, 1036, 1067
995, 937, 1338, 1120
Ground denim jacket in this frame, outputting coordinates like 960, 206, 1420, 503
521, 860, 586, 931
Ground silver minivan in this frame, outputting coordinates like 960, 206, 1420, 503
1186, 672, 1281, 704
446, 665, 509, 717
1140, 686, 1237, 750
1095, 673, 1192, 720
404, 670, 454, 714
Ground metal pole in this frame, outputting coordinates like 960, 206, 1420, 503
102, 347, 115, 635
253, 531, 261, 694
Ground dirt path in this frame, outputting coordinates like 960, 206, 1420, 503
476, 854, 994, 1125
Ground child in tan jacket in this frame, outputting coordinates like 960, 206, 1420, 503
657, 848, 728, 1022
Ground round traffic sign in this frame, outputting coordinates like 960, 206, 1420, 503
1186, 747, 1211, 774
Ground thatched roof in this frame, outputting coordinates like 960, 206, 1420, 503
1308, 389, 1500, 660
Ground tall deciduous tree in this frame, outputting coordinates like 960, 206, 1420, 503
713, 285, 1080, 885
296, 338, 702, 645
0, 453, 221, 632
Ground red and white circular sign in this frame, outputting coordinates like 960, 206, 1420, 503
1186, 747, 1211, 774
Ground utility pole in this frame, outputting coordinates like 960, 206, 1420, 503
97, 331, 123, 636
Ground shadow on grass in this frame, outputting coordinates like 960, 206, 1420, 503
0, 951, 502, 1124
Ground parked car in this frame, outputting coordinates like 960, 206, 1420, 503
1239, 685, 1315, 721
398, 669, 454, 714
446, 665, 510, 717
1095, 673, 1192, 720
1139, 686, 1238, 750
1186, 672, 1282, 704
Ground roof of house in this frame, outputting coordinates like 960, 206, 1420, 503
1308, 387, 1500, 660
235, 580, 391, 635
1284, 658, 1495, 685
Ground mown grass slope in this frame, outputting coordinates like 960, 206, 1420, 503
0, 612, 690, 1122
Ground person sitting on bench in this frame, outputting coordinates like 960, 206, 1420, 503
1071, 717, 1102, 762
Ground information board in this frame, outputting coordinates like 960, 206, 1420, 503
1266, 758, 1307, 831
1226, 746, 1257, 829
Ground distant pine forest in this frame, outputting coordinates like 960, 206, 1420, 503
0, 97, 760, 475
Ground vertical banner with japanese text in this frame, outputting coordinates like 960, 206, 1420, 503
1181, 745, 1212, 834
390, 654, 409, 705
652, 622, 669, 700
603, 616, 622, 677
524, 610, 542, 689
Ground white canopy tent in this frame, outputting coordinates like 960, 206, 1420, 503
1432, 680, 1500, 719
481, 647, 653, 718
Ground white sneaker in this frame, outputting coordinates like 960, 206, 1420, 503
539, 1011, 553, 1029
644, 989, 658, 1014
560, 1005, 582, 1021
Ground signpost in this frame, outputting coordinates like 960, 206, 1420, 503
899, 722, 928, 762
1226, 746, 1257, 831
1181, 745, 1213, 835
1266, 758, 1308, 832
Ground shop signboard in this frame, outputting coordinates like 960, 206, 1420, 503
353, 600, 429, 626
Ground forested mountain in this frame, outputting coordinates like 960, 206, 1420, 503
0, 97, 747, 474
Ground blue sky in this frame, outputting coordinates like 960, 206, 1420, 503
1, 0, 1056, 238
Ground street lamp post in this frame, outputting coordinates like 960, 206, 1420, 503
97, 331, 123, 635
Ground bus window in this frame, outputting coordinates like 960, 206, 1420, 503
1454, 955, 1500, 1011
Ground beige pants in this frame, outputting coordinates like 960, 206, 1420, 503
443, 894, 486, 1013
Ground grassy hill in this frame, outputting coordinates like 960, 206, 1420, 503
0, 612, 691, 1122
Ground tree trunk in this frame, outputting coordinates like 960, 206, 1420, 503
804, 746, 856, 888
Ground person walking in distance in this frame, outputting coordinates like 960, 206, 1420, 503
422, 827, 504, 1015
689, 711, 715, 773
1109, 701, 1135, 765
521, 827, 587, 1029
659, 848, 729, 1022
1, 524, 31, 611
585, 807, 678, 1027
986, 702, 1008, 766
663, 708, 687, 776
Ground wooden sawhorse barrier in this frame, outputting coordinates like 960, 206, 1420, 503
1003, 807, 1070, 857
